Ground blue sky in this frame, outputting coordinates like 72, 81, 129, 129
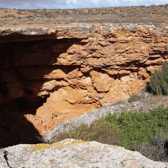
0, 0, 168, 9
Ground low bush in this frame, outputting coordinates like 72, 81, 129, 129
53, 117, 120, 145
128, 94, 141, 102
150, 61, 168, 95
105, 105, 168, 151
134, 128, 168, 162
51, 105, 168, 162
166, 44, 168, 52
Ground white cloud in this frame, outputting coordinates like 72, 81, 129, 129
0, 0, 167, 9
67, 0, 78, 4
91, 0, 101, 4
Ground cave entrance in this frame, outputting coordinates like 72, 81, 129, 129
0, 36, 83, 148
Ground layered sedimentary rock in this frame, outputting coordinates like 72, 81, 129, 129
0, 23, 168, 145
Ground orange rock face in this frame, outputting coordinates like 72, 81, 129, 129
1, 25, 168, 136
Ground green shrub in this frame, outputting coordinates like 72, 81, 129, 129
150, 61, 168, 95
52, 117, 120, 145
122, 27, 125, 31
50, 105, 168, 162
134, 127, 168, 162
162, 61, 168, 82
165, 44, 168, 52
128, 94, 141, 102
105, 105, 168, 150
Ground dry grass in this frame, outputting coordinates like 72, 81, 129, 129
0, 4, 168, 26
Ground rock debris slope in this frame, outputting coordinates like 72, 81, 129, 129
0, 139, 168, 168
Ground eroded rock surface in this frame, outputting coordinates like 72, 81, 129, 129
0, 25, 168, 139
0, 139, 168, 168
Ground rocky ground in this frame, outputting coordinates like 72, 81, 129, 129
0, 4, 168, 27
0, 139, 168, 168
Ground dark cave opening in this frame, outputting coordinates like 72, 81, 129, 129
0, 36, 84, 148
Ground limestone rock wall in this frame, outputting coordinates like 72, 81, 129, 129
0, 25, 168, 137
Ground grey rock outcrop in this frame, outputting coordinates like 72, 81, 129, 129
0, 139, 168, 168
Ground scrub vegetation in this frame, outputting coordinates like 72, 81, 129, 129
53, 61, 168, 162
53, 105, 168, 162
150, 61, 168, 95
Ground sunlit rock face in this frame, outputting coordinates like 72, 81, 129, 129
1, 139, 168, 167
0, 24, 168, 142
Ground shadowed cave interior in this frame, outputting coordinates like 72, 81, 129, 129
0, 36, 83, 148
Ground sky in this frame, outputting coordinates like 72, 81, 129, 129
0, 0, 168, 10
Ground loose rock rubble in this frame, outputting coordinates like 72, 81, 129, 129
0, 139, 168, 168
